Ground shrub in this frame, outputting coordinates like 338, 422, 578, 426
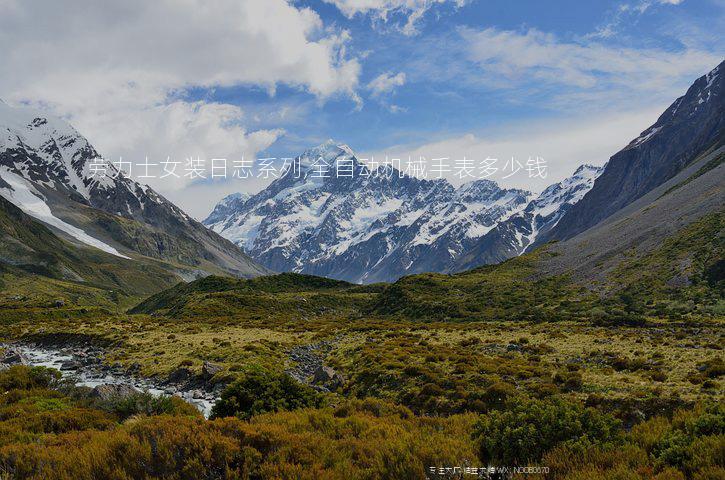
99, 392, 201, 421
0, 366, 61, 391
652, 404, 725, 475
211, 371, 322, 420
472, 398, 622, 465
553, 370, 584, 392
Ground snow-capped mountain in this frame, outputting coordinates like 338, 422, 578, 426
0, 100, 267, 278
205, 140, 601, 283
541, 59, 724, 244
204, 192, 251, 226
450, 164, 603, 272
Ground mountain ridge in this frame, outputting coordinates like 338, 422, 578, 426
539, 59, 724, 244
204, 141, 600, 283
0, 101, 270, 285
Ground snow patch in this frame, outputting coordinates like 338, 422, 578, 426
0, 167, 130, 259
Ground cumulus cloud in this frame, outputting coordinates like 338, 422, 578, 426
325, 0, 468, 35
367, 72, 407, 97
0, 0, 362, 213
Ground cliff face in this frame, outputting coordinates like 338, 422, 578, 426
539, 60, 724, 244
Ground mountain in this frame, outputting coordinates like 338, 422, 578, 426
0, 193, 190, 307
538, 144, 723, 287
539, 60, 724, 244
204, 141, 599, 283
204, 192, 251, 226
0, 100, 269, 287
451, 164, 603, 272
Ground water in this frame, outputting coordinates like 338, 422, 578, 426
9, 344, 216, 418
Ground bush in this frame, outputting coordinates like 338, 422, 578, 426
472, 398, 622, 465
0, 366, 61, 391
652, 404, 725, 475
99, 392, 201, 421
211, 371, 322, 420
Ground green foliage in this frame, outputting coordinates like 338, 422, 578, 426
129, 273, 371, 319
609, 212, 724, 315
0, 365, 61, 391
97, 391, 201, 421
0, 398, 478, 480
211, 370, 322, 420
651, 404, 725, 475
472, 398, 622, 465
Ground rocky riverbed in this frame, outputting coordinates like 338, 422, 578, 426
0, 341, 220, 417
286, 336, 345, 392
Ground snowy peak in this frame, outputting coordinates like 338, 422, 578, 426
204, 192, 252, 226
522, 164, 604, 242
204, 142, 601, 283
0, 101, 267, 277
0, 101, 172, 221
449, 163, 604, 273
296, 139, 360, 171
627, 60, 723, 150
0, 101, 118, 201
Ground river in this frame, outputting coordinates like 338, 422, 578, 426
7, 344, 217, 418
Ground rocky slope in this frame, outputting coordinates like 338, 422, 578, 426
0, 100, 269, 280
539, 60, 724, 244
205, 142, 600, 283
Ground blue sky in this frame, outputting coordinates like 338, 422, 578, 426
1, 0, 723, 217
194, 0, 724, 155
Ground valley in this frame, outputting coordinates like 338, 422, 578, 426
0, 45, 721, 480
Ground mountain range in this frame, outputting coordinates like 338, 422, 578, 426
206, 60, 723, 284
203, 143, 601, 283
0, 59, 721, 301
0, 100, 268, 301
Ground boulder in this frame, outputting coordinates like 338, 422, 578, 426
312, 366, 344, 390
60, 360, 82, 371
1, 348, 28, 366
90, 383, 139, 401
168, 366, 192, 384
201, 361, 222, 379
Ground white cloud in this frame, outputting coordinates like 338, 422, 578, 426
96, 101, 282, 194
590, 0, 686, 38
461, 27, 721, 107
365, 106, 669, 193
0, 0, 362, 214
325, 0, 468, 35
367, 72, 407, 97
0, 0, 360, 102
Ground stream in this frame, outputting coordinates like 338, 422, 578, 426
4, 344, 217, 418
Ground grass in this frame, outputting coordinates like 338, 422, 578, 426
0, 205, 721, 478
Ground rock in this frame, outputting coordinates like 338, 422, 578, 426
202, 361, 222, 379
90, 384, 139, 401
168, 367, 192, 384
312, 366, 344, 390
127, 362, 141, 373
60, 360, 82, 371
312, 366, 336, 384
1, 348, 28, 366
